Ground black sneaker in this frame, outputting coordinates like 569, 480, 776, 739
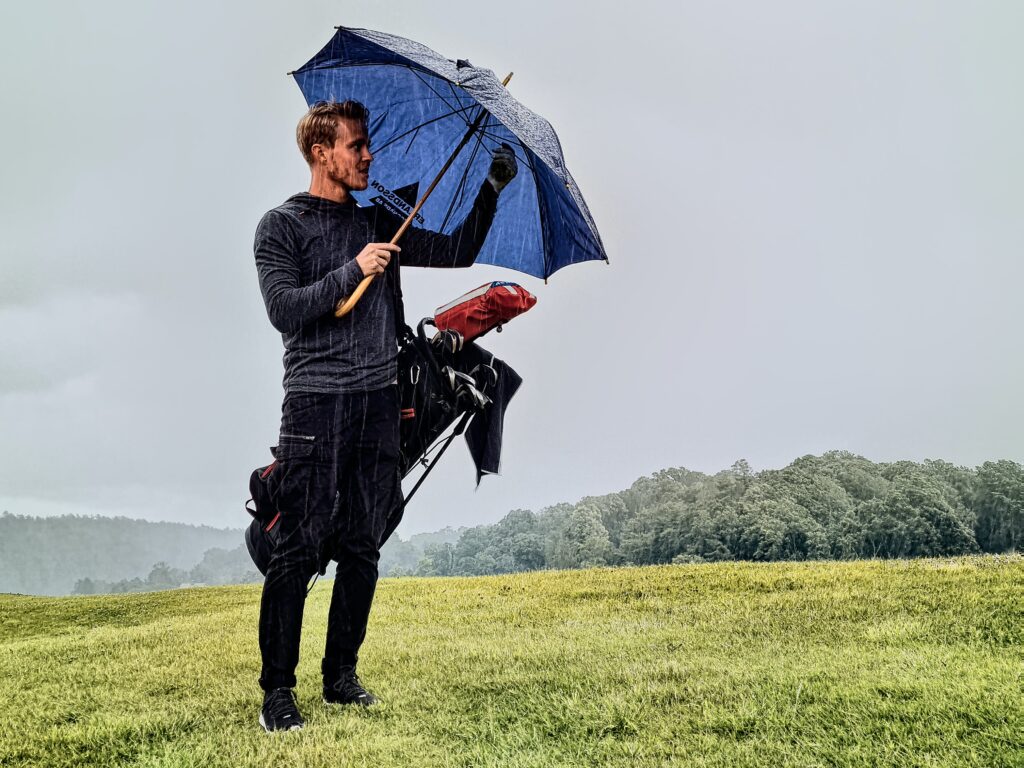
260, 687, 304, 732
323, 670, 378, 706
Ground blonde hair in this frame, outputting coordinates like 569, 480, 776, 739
296, 101, 369, 165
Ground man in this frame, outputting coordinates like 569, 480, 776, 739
253, 100, 516, 732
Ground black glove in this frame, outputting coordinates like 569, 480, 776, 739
487, 143, 518, 192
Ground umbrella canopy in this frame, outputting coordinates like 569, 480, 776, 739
291, 26, 607, 280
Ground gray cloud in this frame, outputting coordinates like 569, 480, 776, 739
2, 0, 1023, 532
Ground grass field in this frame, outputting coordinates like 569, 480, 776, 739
0, 557, 1021, 767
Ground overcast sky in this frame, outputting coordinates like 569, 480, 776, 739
2, 1, 1022, 536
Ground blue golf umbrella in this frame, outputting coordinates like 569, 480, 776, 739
291, 27, 608, 290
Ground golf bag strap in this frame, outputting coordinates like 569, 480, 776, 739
391, 253, 409, 343
402, 410, 474, 508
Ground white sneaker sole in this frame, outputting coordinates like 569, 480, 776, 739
259, 712, 303, 732
323, 696, 375, 706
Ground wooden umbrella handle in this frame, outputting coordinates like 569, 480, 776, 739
334, 270, 380, 318
333, 71, 514, 319
331, 206, 419, 317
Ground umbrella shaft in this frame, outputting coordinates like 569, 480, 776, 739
390, 111, 487, 244
390, 71, 513, 245
335, 72, 513, 318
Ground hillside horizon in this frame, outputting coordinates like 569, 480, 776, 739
3, 451, 1022, 597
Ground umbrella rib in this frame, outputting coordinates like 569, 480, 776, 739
373, 68, 487, 158
411, 72, 461, 115
402, 124, 421, 156
474, 128, 528, 159
437, 121, 489, 232
300, 62, 473, 126
522, 145, 552, 280
471, 122, 527, 153
408, 66, 473, 126
470, 127, 503, 145
366, 68, 477, 157
371, 105, 478, 155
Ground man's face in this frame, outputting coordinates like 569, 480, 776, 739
317, 117, 373, 192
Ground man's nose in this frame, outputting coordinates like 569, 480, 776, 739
364, 148, 374, 162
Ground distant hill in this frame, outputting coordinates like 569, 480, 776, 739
0, 512, 464, 596
0, 513, 242, 595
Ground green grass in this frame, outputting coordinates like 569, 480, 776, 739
1, 557, 1022, 767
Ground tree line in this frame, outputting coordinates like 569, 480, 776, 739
73, 528, 465, 594
409, 454, 1023, 576
6, 453, 1021, 594
72, 544, 262, 594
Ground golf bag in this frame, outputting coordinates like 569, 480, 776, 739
245, 290, 529, 576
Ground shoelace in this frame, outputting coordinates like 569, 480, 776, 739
333, 674, 369, 699
265, 688, 300, 721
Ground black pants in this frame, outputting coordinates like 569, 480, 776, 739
258, 386, 401, 691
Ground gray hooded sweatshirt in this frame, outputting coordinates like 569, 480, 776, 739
254, 182, 497, 393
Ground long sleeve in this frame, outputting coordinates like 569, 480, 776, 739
395, 181, 499, 268
254, 210, 363, 333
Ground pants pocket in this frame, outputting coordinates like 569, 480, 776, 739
268, 435, 318, 542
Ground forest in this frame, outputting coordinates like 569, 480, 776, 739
3, 452, 1021, 594
403, 453, 1023, 576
